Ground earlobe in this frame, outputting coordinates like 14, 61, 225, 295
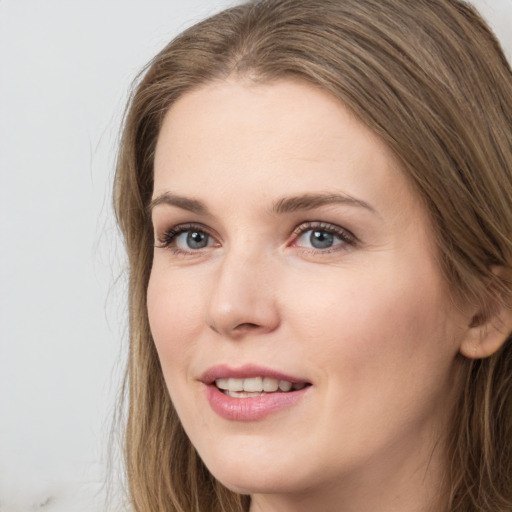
459, 270, 512, 359
459, 321, 510, 359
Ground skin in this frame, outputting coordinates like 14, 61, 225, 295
148, 78, 473, 512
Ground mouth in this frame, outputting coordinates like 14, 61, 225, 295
200, 365, 311, 421
214, 377, 310, 398
200, 364, 312, 397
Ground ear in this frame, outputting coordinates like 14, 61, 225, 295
459, 268, 512, 359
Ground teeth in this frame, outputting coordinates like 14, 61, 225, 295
263, 378, 279, 392
215, 377, 306, 394
244, 377, 263, 392
278, 380, 292, 392
215, 378, 243, 391
215, 378, 230, 390
225, 390, 265, 398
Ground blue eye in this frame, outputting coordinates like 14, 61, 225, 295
156, 224, 216, 253
175, 230, 211, 250
293, 223, 355, 251
306, 230, 337, 249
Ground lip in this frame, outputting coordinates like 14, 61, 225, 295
199, 364, 309, 385
199, 364, 311, 421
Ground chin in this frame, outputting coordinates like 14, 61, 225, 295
213, 468, 306, 496
200, 445, 319, 496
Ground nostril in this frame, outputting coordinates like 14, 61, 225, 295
235, 322, 260, 331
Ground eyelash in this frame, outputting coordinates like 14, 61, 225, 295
291, 221, 357, 253
155, 221, 357, 255
155, 223, 216, 255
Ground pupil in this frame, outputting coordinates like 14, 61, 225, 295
187, 231, 208, 249
310, 230, 334, 249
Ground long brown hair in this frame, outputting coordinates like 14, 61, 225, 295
114, 1, 512, 510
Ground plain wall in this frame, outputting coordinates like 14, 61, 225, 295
0, 1, 510, 510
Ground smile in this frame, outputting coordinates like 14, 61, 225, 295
215, 377, 308, 396
201, 365, 312, 421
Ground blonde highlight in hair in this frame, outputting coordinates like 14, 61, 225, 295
114, 1, 512, 510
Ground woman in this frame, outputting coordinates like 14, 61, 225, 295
114, 0, 512, 510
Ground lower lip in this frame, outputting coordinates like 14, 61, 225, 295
204, 384, 309, 421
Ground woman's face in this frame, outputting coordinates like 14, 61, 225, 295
148, 79, 470, 509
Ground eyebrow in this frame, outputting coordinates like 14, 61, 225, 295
271, 192, 375, 215
149, 191, 375, 216
149, 192, 209, 216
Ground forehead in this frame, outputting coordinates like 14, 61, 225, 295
153, 79, 410, 205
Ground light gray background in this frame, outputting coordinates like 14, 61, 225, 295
0, 1, 510, 510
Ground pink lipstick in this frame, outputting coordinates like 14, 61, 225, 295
200, 364, 311, 421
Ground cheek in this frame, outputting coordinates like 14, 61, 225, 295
285, 262, 459, 381
147, 269, 204, 375
281, 265, 463, 462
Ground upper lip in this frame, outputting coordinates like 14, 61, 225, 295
199, 364, 310, 385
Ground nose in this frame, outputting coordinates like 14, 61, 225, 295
205, 249, 280, 338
